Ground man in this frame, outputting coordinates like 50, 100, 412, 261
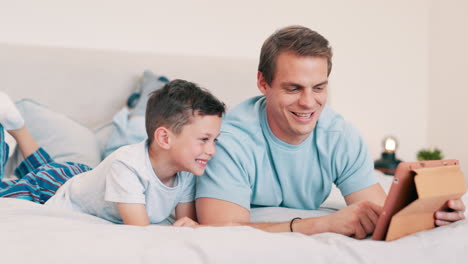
196, 25, 465, 238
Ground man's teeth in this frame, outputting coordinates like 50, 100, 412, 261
294, 112, 312, 118
196, 160, 207, 164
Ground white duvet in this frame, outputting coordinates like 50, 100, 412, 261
1, 194, 467, 264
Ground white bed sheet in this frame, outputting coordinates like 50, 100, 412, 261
1, 194, 467, 264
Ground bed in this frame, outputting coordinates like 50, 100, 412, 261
1, 43, 467, 263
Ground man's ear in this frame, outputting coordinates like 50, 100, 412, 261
257, 71, 269, 95
154, 127, 171, 150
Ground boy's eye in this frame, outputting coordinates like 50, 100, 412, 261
200, 138, 209, 142
214, 138, 219, 143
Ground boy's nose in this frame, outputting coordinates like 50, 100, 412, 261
206, 142, 216, 156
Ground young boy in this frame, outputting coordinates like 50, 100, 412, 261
2, 79, 226, 226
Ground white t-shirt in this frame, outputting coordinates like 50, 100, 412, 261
46, 141, 195, 224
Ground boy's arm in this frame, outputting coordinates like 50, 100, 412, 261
117, 203, 150, 226
175, 202, 197, 221
173, 202, 199, 227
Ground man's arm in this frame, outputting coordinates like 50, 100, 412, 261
344, 183, 387, 206
196, 197, 382, 238
117, 203, 150, 226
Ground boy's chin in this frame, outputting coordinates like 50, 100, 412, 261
190, 169, 205, 176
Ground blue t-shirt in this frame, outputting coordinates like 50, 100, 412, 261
196, 96, 377, 210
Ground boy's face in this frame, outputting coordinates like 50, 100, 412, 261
169, 114, 222, 176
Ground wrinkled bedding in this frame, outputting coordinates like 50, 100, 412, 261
1, 195, 467, 264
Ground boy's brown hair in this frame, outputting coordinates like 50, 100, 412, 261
145, 79, 225, 145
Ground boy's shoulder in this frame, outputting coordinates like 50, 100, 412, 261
108, 140, 149, 168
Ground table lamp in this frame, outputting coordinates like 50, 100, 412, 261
374, 136, 402, 175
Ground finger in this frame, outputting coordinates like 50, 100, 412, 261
366, 206, 379, 226
368, 202, 383, 217
353, 221, 367, 240
179, 220, 190, 227
359, 213, 375, 235
173, 219, 184, 227
173, 217, 193, 227
435, 219, 454, 226
448, 199, 465, 212
435, 211, 465, 222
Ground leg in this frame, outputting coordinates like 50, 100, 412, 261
0, 91, 38, 158
7, 126, 39, 159
0, 125, 10, 179
0, 92, 55, 178
1, 162, 92, 203
1, 124, 44, 180
0, 92, 25, 179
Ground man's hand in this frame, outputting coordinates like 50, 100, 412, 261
173, 216, 199, 227
297, 201, 382, 239
435, 198, 466, 226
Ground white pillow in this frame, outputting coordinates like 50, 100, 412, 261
5, 99, 101, 175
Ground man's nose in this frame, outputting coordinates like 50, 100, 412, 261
298, 89, 316, 108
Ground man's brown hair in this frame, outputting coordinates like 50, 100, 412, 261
258, 25, 333, 85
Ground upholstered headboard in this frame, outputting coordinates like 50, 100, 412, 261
0, 43, 259, 129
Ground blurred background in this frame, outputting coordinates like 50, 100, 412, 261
0, 0, 466, 172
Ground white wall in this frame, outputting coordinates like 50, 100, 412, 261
428, 0, 468, 173
0, 0, 430, 161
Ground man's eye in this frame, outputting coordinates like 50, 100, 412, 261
314, 86, 325, 92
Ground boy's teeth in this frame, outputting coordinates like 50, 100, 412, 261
196, 160, 207, 164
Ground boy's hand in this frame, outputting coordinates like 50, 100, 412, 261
173, 216, 199, 227
435, 198, 466, 226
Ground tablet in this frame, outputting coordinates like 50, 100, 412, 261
371, 159, 460, 241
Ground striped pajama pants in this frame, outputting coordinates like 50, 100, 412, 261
0, 125, 92, 204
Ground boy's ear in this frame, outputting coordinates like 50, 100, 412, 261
257, 71, 269, 95
154, 127, 171, 150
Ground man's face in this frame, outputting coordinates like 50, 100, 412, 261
257, 52, 328, 145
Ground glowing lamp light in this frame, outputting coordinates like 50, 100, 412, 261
374, 136, 402, 175
384, 137, 397, 153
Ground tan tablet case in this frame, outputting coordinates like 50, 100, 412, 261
372, 160, 466, 241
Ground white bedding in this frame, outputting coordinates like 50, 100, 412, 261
1, 194, 467, 264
